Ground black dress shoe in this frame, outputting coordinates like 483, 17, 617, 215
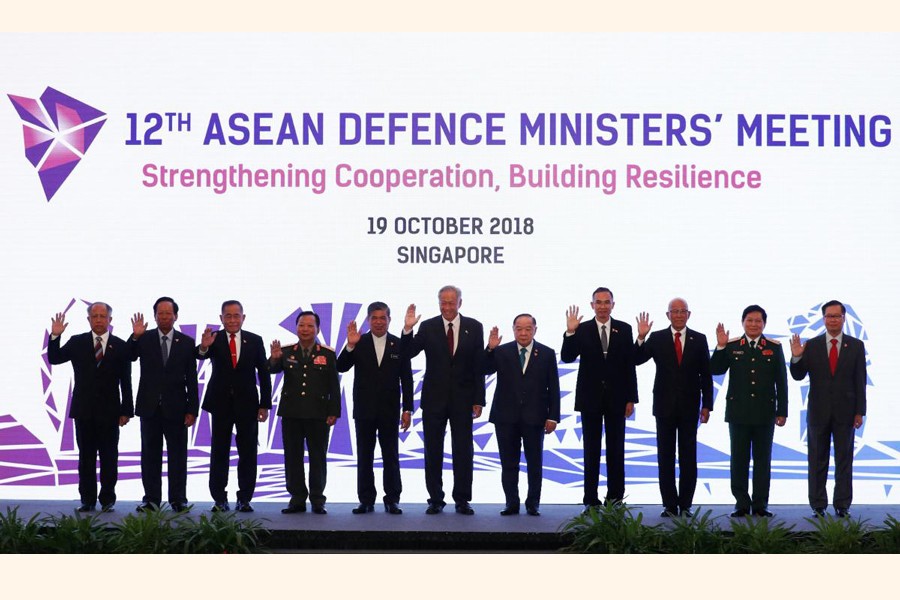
352, 503, 375, 514
730, 509, 750, 518
77, 503, 95, 513
500, 506, 520, 516
425, 502, 445, 515
170, 503, 189, 513
753, 509, 774, 518
680, 508, 694, 518
211, 502, 230, 512
811, 508, 826, 518
135, 502, 157, 513
836, 508, 850, 518
384, 502, 403, 515
281, 504, 306, 514
581, 504, 602, 515
235, 501, 254, 513
661, 509, 678, 518
100, 503, 115, 513
455, 503, 475, 515
311, 504, 327, 514
526, 507, 541, 517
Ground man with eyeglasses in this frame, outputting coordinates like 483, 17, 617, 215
789, 300, 866, 519
635, 298, 713, 518
562, 287, 638, 510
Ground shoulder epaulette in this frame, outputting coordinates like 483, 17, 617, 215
767, 339, 781, 345
729, 336, 742, 343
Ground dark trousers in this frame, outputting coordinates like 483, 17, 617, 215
140, 412, 189, 505
494, 421, 544, 510
422, 408, 473, 506
581, 410, 626, 505
656, 414, 699, 512
355, 416, 401, 505
208, 405, 258, 504
808, 420, 855, 510
74, 416, 120, 507
282, 417, 330, 506
729, 420, 775, 512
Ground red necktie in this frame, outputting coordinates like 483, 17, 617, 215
447, 322, 454, 356
674, 331, 683, 366
829, 338, 838, 375
229, 333, 238, 368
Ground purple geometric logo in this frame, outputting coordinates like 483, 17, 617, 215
7, 87, 106, 201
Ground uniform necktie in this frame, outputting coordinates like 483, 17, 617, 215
161, 334, 169, 365
94, 336, 103, 365
303, 347, 310, 360
829, 339, 838, 375
519, 346, 528, 371
447, 322, 454, 356
229, 333, 237, 367
600, 324, 608, 356
750, 340, 757, 350
674, 331, 683, 365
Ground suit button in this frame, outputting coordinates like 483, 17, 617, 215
751, 393, 755, 397
751, 358, 756, 362
751, 381, 756, 385
301, 392, 306, 396
751, 370, 755, 374
302, 383, 306, 386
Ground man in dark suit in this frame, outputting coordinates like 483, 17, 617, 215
711, 304, 787, 518
337, 302, 413, 515
790, 300, 866, 518
129, 296, 199, 512
401, 285, 485, 515
485, 314, 560, 516
270, 311, 341, 515
48, 302, 133, 512
634, 298, 713, 517
561, 287, 638, 509
197, 300, 272, 513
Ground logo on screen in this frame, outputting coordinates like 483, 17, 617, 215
7, 87, 106, 201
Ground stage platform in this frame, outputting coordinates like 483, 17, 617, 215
3, 500, 898, 551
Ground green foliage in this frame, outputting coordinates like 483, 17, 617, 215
0, 505, 270, 554
868, 515, 900, 553
659, 509, 725, 554
560, 502, 663, 553
803, 514, 869, 554
728, 516, 799, 554
0, 507, 45, 553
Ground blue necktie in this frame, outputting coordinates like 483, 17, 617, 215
519, 347, 527, 370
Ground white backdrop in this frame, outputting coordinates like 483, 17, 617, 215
2, 33, 898, 506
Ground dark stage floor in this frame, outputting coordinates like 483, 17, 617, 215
4, 499, 898, 551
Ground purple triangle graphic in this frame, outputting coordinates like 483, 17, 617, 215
40, 87, 106, 130
7, 94, 52, 130
25, 139, 53, 168
39, 161, 81, 201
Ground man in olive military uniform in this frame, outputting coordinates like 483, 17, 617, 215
270, 311, 341, 514
710, 304, 787, 518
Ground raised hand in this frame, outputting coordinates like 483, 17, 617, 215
487, 325, 502, 350
270, 339, 283, 361
566, 305, 583, 334
131, 312, 147, 338
200, 327, 217, 350
790, 333, 806, 357
404, 303, 421, 331
346, 320, 361, 349
50, 312, 68, 337
716, 323, 729, 348
636, 312, 653, 340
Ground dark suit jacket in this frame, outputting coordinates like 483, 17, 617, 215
196, 329, 272, 417
336, 332, 413, 420
401, 315, 486, 413
790, 334, 866, 426
634, 327, 713, 419
48, 331, 134, 420
560, 317, 638, 414
270, 343, 341, 419
710, 335, 787, 424
129, 328, 199, 421
486, 340, 561, 426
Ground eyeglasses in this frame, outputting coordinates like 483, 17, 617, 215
668, 309, 689, 315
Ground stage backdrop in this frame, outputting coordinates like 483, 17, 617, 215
1, 33, 898, 507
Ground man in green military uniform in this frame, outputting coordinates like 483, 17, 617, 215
270, 311, 341, 515
711, 304, 787, 518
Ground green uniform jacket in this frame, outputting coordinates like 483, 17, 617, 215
270, 343, 341, 419
710, 335, 787, 425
